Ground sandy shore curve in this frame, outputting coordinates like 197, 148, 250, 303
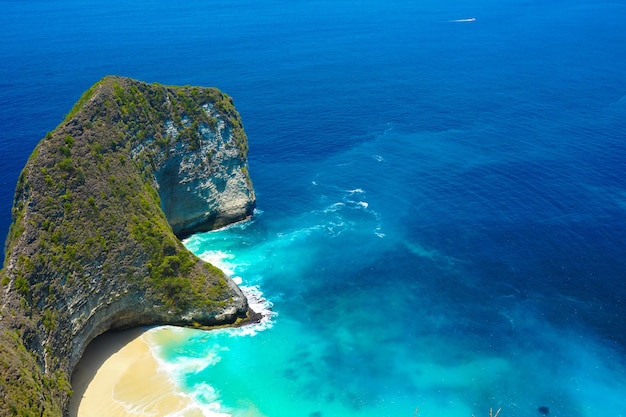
69, 328, 199, 417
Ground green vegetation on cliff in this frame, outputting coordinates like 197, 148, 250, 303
0, 76, 255, 416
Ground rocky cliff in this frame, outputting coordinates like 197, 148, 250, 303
0, 76, 256, 416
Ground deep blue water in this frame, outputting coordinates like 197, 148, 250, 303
2, 0, 626, 416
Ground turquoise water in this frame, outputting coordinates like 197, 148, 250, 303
2, 0, 626, 415
142, 173, 626, 416
154, 124, 626, 416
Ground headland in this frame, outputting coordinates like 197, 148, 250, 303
0, 76, 255, 416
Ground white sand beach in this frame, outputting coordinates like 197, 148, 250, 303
70, 328, 199, 417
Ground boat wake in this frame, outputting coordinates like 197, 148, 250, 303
450, 17, 476, 22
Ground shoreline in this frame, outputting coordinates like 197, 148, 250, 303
69, 288, 274, 416
69, 327, 195, 417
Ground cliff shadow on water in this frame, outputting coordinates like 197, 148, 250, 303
0, 76, 256, 416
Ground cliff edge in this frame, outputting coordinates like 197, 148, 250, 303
0, 76, 256, 416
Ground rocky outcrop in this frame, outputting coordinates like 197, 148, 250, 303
154, 103, 255, 236
0, 76, 256, 416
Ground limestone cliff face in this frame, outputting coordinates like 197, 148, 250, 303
154, 103, 255, 236
0, 76, 256, 416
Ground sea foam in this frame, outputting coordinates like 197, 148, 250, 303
236, 284, 277, 336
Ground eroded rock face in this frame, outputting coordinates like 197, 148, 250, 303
0, 76, 255, 416
154, 107, 255, 236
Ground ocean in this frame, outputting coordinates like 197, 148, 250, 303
2, 0, 626, 416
